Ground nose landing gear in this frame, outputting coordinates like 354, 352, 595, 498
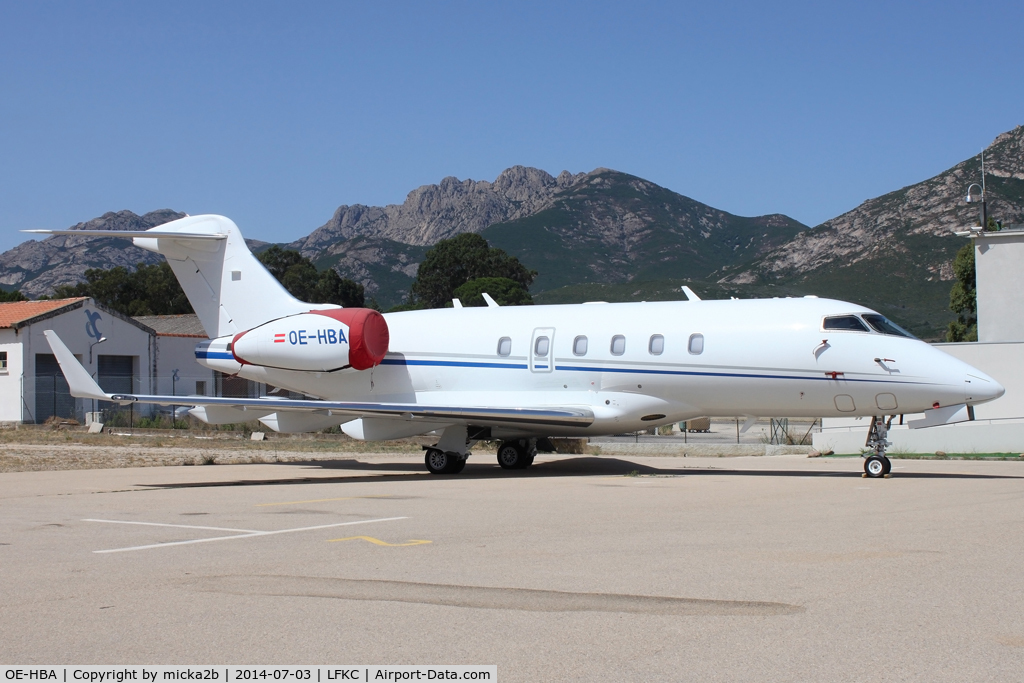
864, 416, 893, 478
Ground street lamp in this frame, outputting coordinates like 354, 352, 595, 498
89, 336, 107, 364
88, 336, 107, 421
965, 151, 988, 230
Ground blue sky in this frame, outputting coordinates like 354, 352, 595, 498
1, 1, 1022, 253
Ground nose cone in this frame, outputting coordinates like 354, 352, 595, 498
966, 370, 1005, 404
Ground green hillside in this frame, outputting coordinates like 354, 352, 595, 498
481, 170, 807, 292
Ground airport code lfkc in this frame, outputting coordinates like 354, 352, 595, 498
0, 668, 495, 682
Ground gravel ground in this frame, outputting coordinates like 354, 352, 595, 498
0, 428, 425, 472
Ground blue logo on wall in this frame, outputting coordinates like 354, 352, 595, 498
85, 309, 103, 341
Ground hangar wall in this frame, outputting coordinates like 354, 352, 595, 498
816, 227, 1024, 454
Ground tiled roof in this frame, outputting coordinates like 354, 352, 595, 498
132, 314, 208, 338
0, 298, 88, 329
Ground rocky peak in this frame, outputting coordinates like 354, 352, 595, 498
290, 165, 589, 256
0, 210, 187, 298
725, 124, 1024, 284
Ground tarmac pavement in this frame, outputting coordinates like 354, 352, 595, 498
1, 453, 1023, 681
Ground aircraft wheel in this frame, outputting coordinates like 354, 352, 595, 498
497, 441, 527, 469
425, 448, 454, 475
449, 457, 467, 474
881, 456, 892, 476
864, 455, 886, 478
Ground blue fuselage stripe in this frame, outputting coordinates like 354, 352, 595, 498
373, 357, 913, 385
195, 351, 234, 360
380, 358, 529, 370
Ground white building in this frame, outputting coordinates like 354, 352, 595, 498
0, 298, 224, 424
816, 227, 1024, 454
133, 314, 216, 399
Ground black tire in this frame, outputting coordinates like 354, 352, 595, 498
497, 441, 527, 469
449, 457, 467, 474
864, 454, 886, 478
425, 448, 452, 475
881, 455, 892, 476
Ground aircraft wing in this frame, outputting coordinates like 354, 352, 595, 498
43, 331, 593, 429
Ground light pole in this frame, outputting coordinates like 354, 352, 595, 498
88, 336, 107, 364
88, 336, 106, 421
172, 369, 179, 428
965, 151, 988, 230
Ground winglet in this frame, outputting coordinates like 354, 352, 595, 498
481, 293, 499, 308
43, 330, 112, 401
681, 286, 701, 301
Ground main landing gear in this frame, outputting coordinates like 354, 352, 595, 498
424, 424, 473, 475
422, 427, 541, 475
496, 439, 536, 470
863, 416, 893, 478
424, 448, 467, 475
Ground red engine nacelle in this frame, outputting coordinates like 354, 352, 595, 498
231, 308, 389, 372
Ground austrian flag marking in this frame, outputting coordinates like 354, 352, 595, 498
273, 333, 286, 343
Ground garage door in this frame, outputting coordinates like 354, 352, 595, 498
98, 355, 135, 395
35, 354, 75, 424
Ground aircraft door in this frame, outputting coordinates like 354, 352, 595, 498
530, 327, 555, 373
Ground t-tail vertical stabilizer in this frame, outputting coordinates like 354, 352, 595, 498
132, 215, 313, 338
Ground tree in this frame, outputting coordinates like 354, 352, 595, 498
46, 248, 365, 317
255, 246, 365, 307
410, 233, 536, 308
452, 277, 533, 307
0, 289, 27, 302
946, 243, 977, 342
312, 268, 365, 308
52, 262, 191, 316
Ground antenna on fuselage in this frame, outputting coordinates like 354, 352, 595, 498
681, 286, 701, 301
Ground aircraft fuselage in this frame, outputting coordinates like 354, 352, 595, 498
196, 297, 1000, 437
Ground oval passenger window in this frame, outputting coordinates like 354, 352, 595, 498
534, 336, 549, 357
611, 335, 625, 356
497, 337, 511, 356
688, 333, 704, 355
573, 335, 588, 356
649, 334, 664, 355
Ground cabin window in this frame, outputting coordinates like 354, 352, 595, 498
0, 351, 6, 371
649, 334, 664, 355
534, 336, 550, 357
573, 336, 588, 356
610, 335, 626, 356
497, 337, 512, 356
862, 314, 916, 339
688, 333, 704, 355
823, 315, 869, 332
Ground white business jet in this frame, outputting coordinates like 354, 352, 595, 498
26, 215, 1004, 478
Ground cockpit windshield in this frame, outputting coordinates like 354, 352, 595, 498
823, 315, 869, 332
862, 314, 916, 339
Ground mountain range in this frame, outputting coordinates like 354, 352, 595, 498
3, 124, 1022, 339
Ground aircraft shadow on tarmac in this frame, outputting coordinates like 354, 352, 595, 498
140, 456, 1024, 490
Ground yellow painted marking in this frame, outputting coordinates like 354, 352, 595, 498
328, 535, 432, 547
256, 495, 391, 507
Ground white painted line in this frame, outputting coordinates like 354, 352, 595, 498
92, 516, 408, 554
83, 519, 262, 533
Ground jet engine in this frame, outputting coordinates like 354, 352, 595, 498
230, 308, 389, 372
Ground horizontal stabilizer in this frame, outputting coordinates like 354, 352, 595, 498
22, 229, 226, 240
42, 331, 113, 402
